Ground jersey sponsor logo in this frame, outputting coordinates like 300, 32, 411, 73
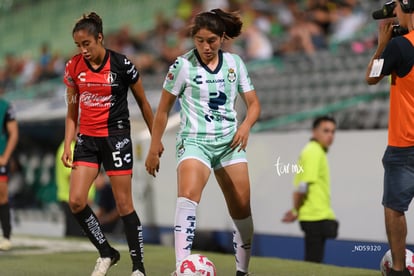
204, 91, 235, 123
208, 91, 227, 110
206, 79, 225, 84
80, 92, 114, 108
193, 75, 202, 85
78, 72, 86, 82
115, 138, 130, 150
126, 65, 135, 74
132, 69, 138, 79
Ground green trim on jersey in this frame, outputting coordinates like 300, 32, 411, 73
0, 99, 10, 154
163, 49, 254, 140
294, 140, 336, 221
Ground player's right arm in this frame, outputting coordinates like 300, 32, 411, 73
62, 86, 79, 168
145, 89, 177, 177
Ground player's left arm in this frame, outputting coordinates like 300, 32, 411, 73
130, 78, 155, 134
282, 183, 308, 223
0, 119, 18, 166
230, 90, 261, 151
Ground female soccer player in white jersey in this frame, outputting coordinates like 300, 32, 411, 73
145, 8, 261, 276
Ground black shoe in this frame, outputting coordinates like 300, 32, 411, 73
388, 268, 411, 276
236, 271, 250, 276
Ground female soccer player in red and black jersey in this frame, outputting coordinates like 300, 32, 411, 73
62, 12, 161, 276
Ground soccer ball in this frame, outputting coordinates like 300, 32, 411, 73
175, 254, 217, 276
380, 248, 414, 275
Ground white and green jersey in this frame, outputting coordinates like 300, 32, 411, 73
163, 49, 254, 140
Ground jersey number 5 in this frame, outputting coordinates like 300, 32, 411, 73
112, 151, 131, 167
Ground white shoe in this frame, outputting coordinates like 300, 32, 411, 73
131, 270, 145, 276
0, 238, 11, 251
91, 249, 120, 276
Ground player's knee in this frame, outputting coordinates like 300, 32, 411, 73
68, 197, 86, 213
229, 202, 251, 219
115, 201, 133, 216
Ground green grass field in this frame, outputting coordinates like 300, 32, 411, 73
0, 236, 379, 276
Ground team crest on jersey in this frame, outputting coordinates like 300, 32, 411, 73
227, 68, 236, 83
105, 72, 117, 84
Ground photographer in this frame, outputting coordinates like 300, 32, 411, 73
366, 1, 414, 275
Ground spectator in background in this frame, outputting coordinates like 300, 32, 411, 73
282, 115, 339, 263
55, 135, 95, 237
0, 98, 18, 251
277, 7, 327, 56
329, 0, 367, 44
241, 2, 274, 61
94, 170, 121, 235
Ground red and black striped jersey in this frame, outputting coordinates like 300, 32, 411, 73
64, 49, 139, 137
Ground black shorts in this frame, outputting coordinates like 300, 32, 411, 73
73, 133, 133, 176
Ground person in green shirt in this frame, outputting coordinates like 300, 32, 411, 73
0, 99, 18, 251
282, 115, 338, 263
55, 137, 96, 237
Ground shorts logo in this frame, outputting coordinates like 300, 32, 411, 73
115, 138, 130, 150
177, 143, 185, 158
77, 135, 84, 145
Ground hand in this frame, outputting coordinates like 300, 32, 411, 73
377, 19, 394, 47
281, 209, 298, 223
0, 156, 8, 166
61, 150, 74, 168
158, 142, 165, 157
145, 150, 160, 177
230, 124, 250, 152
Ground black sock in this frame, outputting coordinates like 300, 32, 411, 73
122, 211, 145, 274
73, 205, 112, 257
0, 203, 11, 239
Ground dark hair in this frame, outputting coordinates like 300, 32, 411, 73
72, 12, 103, 40
312, 115, 336, 129
190, 8, 243, 39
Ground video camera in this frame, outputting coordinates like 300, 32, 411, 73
372, 0, 409, 37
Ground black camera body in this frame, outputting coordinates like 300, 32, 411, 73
372, 0, 396, 19
392, 25, 409, 37
372, 1, 409, 37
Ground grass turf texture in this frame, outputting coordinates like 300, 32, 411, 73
0, 236, 379, 276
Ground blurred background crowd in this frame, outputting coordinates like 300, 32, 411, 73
0, 0, 377, 95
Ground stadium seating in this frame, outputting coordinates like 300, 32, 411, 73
0, 0, 178, 61
251, 46, 390, 131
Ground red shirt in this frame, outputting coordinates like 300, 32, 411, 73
64, 49, 139, 137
